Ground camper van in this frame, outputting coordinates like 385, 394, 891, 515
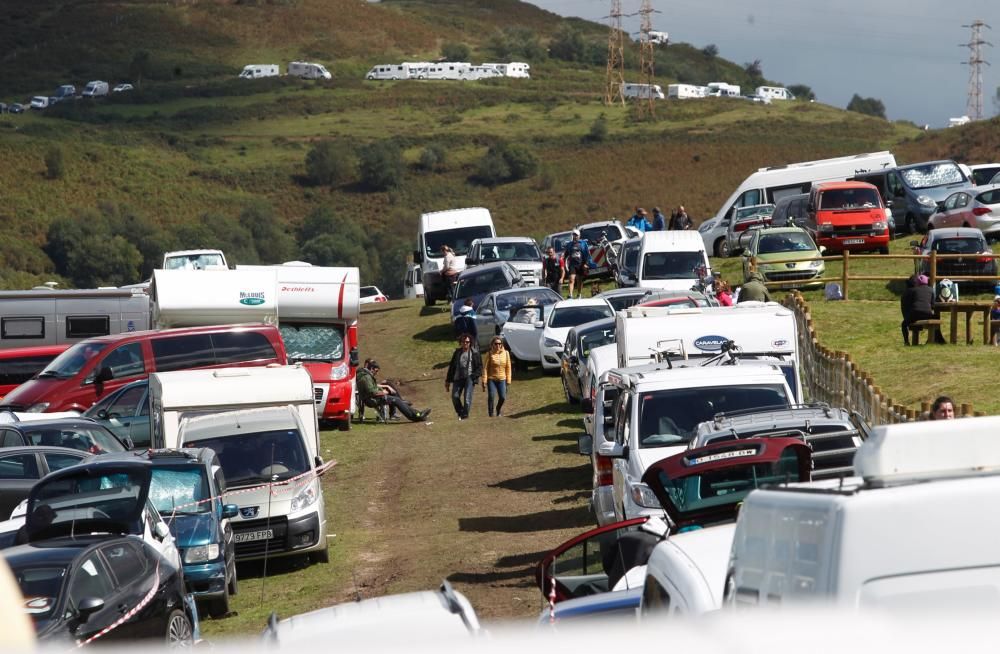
403, 263, 424, 300
668, 84, 707, 99
648, 31, 669, 45
622, 83, 665, 100
149, 366, 328, 563
0, 287, 150, 350
239, 64, 280, 79
423, 63, 470, 80
288, 61, 332, 80
462, 66, 502, 81
161, 249, 228, 271
365, 63, 429, 80
754, 86, 794, 100
707, 82, 740, 97
482, 62, 531, 78
81, 80, 109, 97
635, 231, 711, 292
415, 207, 496, 306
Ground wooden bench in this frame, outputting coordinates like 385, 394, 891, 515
909, 319, 942, 345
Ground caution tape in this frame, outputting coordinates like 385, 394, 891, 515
548, 571, 557, 624
75, 561, 160, 648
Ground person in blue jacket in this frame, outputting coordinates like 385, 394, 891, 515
561, 229, 595, 299
627, 208, 652, 232
651, 207, 666, 231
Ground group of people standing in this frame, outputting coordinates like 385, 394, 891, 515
626, 206, 692, 232
446, 331, 513, 420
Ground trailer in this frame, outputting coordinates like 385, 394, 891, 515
239, 64, 280, 79
707, 82, 740, 97
365, 62, 430, 80
622, 83, 665, 100
755, 86, 794, 100
288, 61, 332, 80
482, 62, 531, 78
423, 62, 470, 80
667, 84, 708, 99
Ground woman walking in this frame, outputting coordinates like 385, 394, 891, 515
482, 337, 512, 417
446, 334, 482, 420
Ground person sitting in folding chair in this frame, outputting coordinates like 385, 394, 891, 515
356, 360, 431, 423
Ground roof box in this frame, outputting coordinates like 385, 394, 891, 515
151, 269, 277, 328
854, 416, 1000, 481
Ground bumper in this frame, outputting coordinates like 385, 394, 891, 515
183, 560, 228, 600
233, 509, 325, 561
593, 486, 617, 526
541, 348, 563, 370
818, 232, 889, 253
316, 380, 353, 421
760, 266, 825, 287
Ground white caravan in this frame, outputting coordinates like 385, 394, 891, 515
149, 365, 329, 563
161, 249, 228, 270
635, 230, 710, 292
423, 62, 470, 80
150, 268, 277, 329
239, 64, 279, 79
622, 83, 665, 100
708, 151, 897, 225
482, 62, 531, 78
727, 416, 1000, 610
365, 62, 430, 80
648, 31, 669, 45
0, 286, 149, 349
403, 262, 424, 300
462, 66, 502, 81
415, 207, 496, 306
288, 61, 332, 80
755, 86, 794, 100
707, 82, 740, 97
667, 84, 707, 99
81, 80, 109, 97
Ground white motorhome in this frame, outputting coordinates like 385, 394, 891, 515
667, 84, 707, 99
288, 61, 332, 80
149, 366, 329, 563
415, 207, 496, 306
403, 262, 424, 300
150, 268, 277, 329
727, 416, 1000, 610
0, 286, 150, 349
462, 65, 502, 81
365, 62, 430, 80
647, 31, 669, 45
161, 249, 228, 270
482, 62, 531, 78
755, 86, 794, 100
622, 83, 665, 100
709, 151, 897, 225
423, 62, 470, 80
707, 82, 740, 97
81, 80, 109, 97
239, 64, 280, 79
635, 230, 710, 292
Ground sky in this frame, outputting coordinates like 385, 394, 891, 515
528, 0, 998, 127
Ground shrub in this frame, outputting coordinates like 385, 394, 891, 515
44, 146, 65, 180
846, 94, 886, 119
442, 42, 471, 61
358, 140, 405, 191
584, 115, 609, 143
701, 44, 719, 58
418, 143, 447, 172
304, 140, 356, 186
474, 141, 539, 186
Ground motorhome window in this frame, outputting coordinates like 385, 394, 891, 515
280, 324, 345, 362
102, 343, 145, 378
31, 468, 146, 527
0, 454, 39, 479
190, 429, 309, 486
549, 305, 614, 329
66, 316, 111, 339
638, 384, 790, 447
211, 331, 277, 365
900, 163, 965, 189
641, 252, 706, 280
819, 188, 881, 210
0, 354, 60, 386
424, 226, 494, 257
1, 317, 44, 340
152, 334, 215, 372
39, 341, 108, 378
479, 242, 541, 262
23, 425, 126, 453
149, 466, 211, 514
737, 189, 762, 208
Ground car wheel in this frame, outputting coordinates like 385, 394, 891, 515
207, 593, 230, 619
719, 239, 732, 258
879, 247, 889, 255
309, 546, 330, 564
165, 609, 193, 646
562, 375, 579, 404
714, 237, 725, 258
228, 570, 238, 597
337, 416, 351, 431
905, 213, 918, 234
423, 294, 435, 307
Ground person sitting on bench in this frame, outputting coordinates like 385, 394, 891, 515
356, 359, 431, 422
900, 274, 938, 345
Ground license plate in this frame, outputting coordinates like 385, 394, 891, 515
235, 529, 273, 543
843, 238, 865, 245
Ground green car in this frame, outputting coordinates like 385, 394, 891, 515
741, 227, 825, 289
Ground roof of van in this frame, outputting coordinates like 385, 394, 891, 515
639, 230, 705, 247
813, 180, 879, 191
420, 207, 493, 229
607, 361, 788, 390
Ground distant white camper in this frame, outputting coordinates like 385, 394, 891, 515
668, 84, 707, 99
622, 83, 665, 100
482, 62, 531, 78
648, 31, 669, 45
81, 81, 109, 97
424, 62, 470, 80
288, 61, 332, 80
707, 82, 740, 97
365, 62, 430, 80
462, 65, 502, 81
239, 64, 280, 79
755, 86, 794, 100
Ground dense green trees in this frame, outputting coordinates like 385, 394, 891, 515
847, 94, 886, 119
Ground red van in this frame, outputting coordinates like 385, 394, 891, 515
806, 181, 891, 255
0, 324, 286, 413
0, 345, 69, 399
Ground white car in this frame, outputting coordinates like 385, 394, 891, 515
29, 96, 49, 110
503, 298, 614, 371
112, 83, 135, 93
359, 285, 388, 304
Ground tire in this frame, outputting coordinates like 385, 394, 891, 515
228, 571, 238, 597
879, 247, 889, 255
719, 239, 732, 258
337, 416, 351, 431
905, 213, 918, 234
423, 294, 435, 307
207, 594, 230, 619
310, 547, 330, 564
165, 609, 193, 646
714, 237, 726, 258
562, 375, 579, 404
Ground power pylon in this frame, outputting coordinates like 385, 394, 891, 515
636, 0, 660, 117
960, 20, 992, 121
604, 0, 625, 106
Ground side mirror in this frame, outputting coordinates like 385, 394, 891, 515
222, 504, 239, 519
413, 250, 423, 264
578, 434, 593, 456
533, 321, 544, 329
315, 455, 325, 468
96, 366, 113, 384
597, 440, 626, 459
480, 308, 493, 316
76, 597, 105, 622
349, 347, 359, 368
819, 245, 827, 254
153, 522, 170, 541
581, 398, 594, 414
96, 409, 109, 420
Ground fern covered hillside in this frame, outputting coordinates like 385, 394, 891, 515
0, 0, 923, 294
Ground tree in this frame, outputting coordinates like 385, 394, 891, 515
846, 94, 886, 119
474, 141, 539, 186
701, 44, 719, 58
418, 143, 447, 172
129, 50, 151, 88
239, 203, 296, 264
304, 140, 356, 186
744, 59, 764, 85
357, 140, 404, 191
441, 42, 470, 61
584, 114, 608, 143
549, 24, 586, 62
787, 84, 815, 101
66, 234, 142, 287
44, 146, 65, 180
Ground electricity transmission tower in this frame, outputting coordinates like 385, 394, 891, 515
636, 0, 660, 117
604, 0, 625, 106
960, 20, 992, 121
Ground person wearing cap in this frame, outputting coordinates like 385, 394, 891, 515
357, 359, 431, 422
900, 273, 935, 346
627, 208, 652, 232
651, 207, 666, 231
561, 229, 594, 299
453, 298, 479, 346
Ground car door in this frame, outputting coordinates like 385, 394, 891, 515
502, 307, 545, 362
88, 383, 147, 444
129, 393, 151, 449
611, 394, 632, 519
67, 550, 119, 643
951, 192, 973, 227
98, 541, 157, 641
474, 296, 497, 350
0, 453, 41, 518
886, 171, 907, 226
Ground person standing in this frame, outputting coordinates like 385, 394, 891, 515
651, 207, 666, 231
446, 334, 482, 420
561, 229, 593, 299
543, 247, 563, 295
440, 245, 460, 299
482, 337, 512, 417
670, 205, 692, 230
627, 208, 652, 232
737, 271, 772, 303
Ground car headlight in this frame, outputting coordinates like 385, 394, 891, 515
543, 337, 562, 348
26, 403, 50, 413
183, 544, 220, 564
818, 223, 833, 233
872, 221, 887, 231
698, 221, 714, 233
290, 481, 319, 512
629, 482, 662, 509
330, 362, 349, 381
917, 195, 935, 207
809, 259, 823, 268
424, 259, 439, 272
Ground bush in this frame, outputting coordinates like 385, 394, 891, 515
701, 44, 719, 58
44, 146, 65, 180
418, 143, 447, 172
788, 84, 815, 101
441, 42, 471, 61
304, 140, 356, 186
584, 115, 609, 143
846, 94, 886, 119
357, 140, 405, 191
474, 141, 539, 186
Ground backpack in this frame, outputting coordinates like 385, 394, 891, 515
824, 282, 843, 301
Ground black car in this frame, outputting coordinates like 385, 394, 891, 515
5, 534, 194, 645
912, 227, 997, 285
560, 318, 616, 404
0, 418, 130, 453
0, 447, 89, 518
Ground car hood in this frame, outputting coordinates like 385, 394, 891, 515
543, 326, 572, 345
168, 512, 218, 549
755, 251, 822, 268
0, 377, 64, 410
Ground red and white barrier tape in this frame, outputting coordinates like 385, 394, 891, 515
76, 561, 160, 647
548, 573, 557, 624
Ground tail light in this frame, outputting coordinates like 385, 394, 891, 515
978, 256, 993, 263
596, 455, 613, 486
973, 207, 992, 216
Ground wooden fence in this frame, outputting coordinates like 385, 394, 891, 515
782, 291, 982, 424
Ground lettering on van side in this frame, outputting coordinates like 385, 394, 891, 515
239, 291, 266, 306
280, 286, 316, 293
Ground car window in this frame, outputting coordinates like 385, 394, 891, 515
100, 543, 146, 587
818, 188, 880, 210
101, 343, 145, 379
933, 238, 986, 254
69, 555, 114, 605
900, 163, 965, 189
152, 334, 215, 372
0, 353, 60, 388
976, 189, 1000, 205
495, 289, 561, 312
22, 425, 125, 453
43, 452, 85, 472
758, 233, 815, 254
944, 194, 960, 210
0, 429, 24, 448
549, 306, 614, 329
955, 193, 971, 209
106, 384, 147, 418
212, 331, 278, 365
0, 453, 39, 479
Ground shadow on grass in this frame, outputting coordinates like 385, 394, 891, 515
531, 430, 580, 442
552, 490, 591, 505
412, 322, 458, 343
459, 505, 592, 533
447, 567, 535, 586
361, 304, 408, 315
556, 418, 580, 428
489, 463, 590, 492
552, 442, 585, 455
419, 305, 451, 317
235, 554, 312, 580
508, 402, 579, 418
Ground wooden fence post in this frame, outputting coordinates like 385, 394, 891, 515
841, 250, 850, 300
929, 250, 937, 290
961, 403, 973, 418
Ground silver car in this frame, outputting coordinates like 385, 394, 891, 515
465, 236, 543, 286
724, 203, 775, 256
472, 286, 562, 350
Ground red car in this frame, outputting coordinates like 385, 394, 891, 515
0, 345, 69, 399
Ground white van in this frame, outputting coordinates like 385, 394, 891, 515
288, 61, 332, 80
667, 84, 707, 99
622, 83, 665, 100
482, 62, 531, 78
414, 207, 496, 306
239, 64, 280, 79
149, 366, 329, 563
81, 80, 109, 97
635, 231, 710, 292
726, 416, 1000, 609
161, 249, 228, 270
402, 262, 424, 300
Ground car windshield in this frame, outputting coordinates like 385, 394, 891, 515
580, 328, 615, 359
11, 565, 67, 623
495, 289, 561, 312
580, 225, 623, 243
638, 384, 790, 447
30, 469, 146, 528
932, 237, 986, 254
22, 425, 125, 453
549, 305, 614, 328
150, 467, 211, 515
454, 270, 510, 299
37, 342, 108, 379
187, 429, 309, 486
900, 163, 965, 189
425, 226, 494, 257
735, 205, 775, 220
757, 233, 816, 254
641, 252, 706, 280
478, 242, 541, 262
819, 188, 881, 210
279, 324, 345, 363
548, 234, 573, 253
163, 254, 224, 270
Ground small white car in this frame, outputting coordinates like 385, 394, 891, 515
359, 285, 388, 304
503, 298, 613, 371
112, 83, 135, 93
29, 96, 49, 110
